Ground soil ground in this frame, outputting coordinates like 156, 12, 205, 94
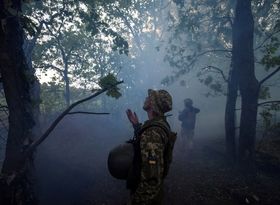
35, 116, 280, 205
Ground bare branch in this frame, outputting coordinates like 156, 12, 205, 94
259, 66, 280, 85
24, 81, 124, 156
175, 49, 232, 78
255, 29, 280, 51
258, 100, 280, 106
202, 66, 228, 82
37, 64, 64, 75
196, 49, 232, 57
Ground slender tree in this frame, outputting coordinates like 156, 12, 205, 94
232, 0, 258, 170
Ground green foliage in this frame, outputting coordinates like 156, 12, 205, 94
209, 82, 223, 94
40, 82, 66, 114
40, 82, 105, 116
98, 73, 122, 99
165, 0, 280, 101
259, 86, 271, 100
260, 110, 273, 130
27, 0, 167, 118
164, 0, 234, 91
204, 75, 213, 86
196, 67, 227, 97
28, 0, 133, 108
78, 5, 129, 55
261, 36, 280, 70
260, 102, 280, 131
104, 28, 129, 55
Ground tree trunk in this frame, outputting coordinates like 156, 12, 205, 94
23, 38, 42, 139
0, 2, 37, 204
225, 67, 238, 164
63, 62, 70, 107
232, 0, 258, 172
65, 76, 70, 107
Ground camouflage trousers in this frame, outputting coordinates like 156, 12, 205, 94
129, 185, 164, 205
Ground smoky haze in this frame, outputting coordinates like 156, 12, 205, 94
34, 38, 227, 205
35, 115, 129, 205
30, 1, 279, 204
0, 1, 279, 205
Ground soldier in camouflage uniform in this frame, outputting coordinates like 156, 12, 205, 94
126, 89, 173, 205
178, 98, 200, 150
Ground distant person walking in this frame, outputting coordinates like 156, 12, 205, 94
178, 98, 200, 150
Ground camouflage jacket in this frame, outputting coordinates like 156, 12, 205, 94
129, 117, 169, 205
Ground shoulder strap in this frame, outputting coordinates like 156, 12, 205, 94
139, 121, 170, 144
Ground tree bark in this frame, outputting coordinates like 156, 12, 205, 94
62, 51, 70, 107
232, 0, 259, 172
64, 68, 71, 107
225, 67, 238, 164
23, 37, 42, 139
0, 2, 37, 204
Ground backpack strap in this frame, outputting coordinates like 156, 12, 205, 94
138, 121, 170, 145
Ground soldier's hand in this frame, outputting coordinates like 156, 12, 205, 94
126, 109, 139, 125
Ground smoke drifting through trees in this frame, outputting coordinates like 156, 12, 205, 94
0, 0, 279, 204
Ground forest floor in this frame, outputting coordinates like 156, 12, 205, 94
163, 138, 280, 205
35, 116, 280, 205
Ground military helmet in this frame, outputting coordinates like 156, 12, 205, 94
148, 89, 172, 114
184, 98, 193, 106
107, 143, 134, 180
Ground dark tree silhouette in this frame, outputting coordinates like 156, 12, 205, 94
0, 1, 38, 204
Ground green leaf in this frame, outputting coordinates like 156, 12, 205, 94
98, 73, 122, 99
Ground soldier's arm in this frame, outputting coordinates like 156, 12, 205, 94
133, 123, 142, 137
194, 107, 200, 113
130, 127, 165, 205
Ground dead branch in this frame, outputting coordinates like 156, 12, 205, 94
24, 81, 123, 156
258, 100, 280, 106
259, 66, 280, 85
254, 29, 280, 51
202, 65, 228, 82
